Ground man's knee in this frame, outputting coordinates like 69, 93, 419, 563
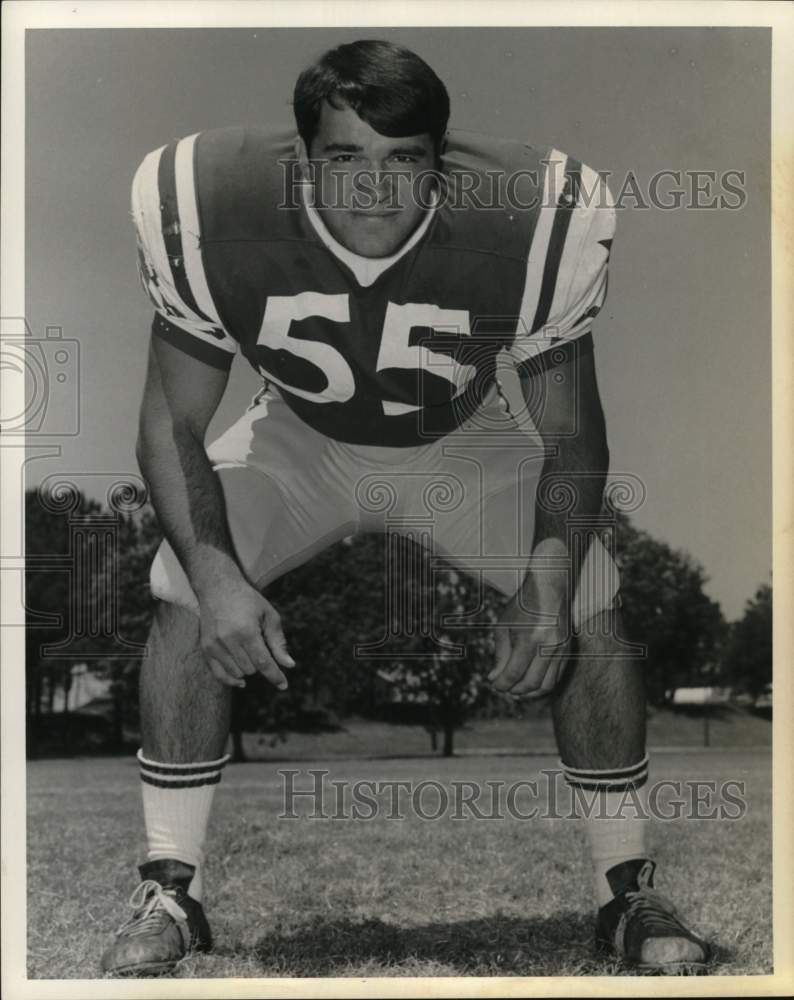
146, 599, 203, 667
574, 603, 640, 659
554, 605, 645, 700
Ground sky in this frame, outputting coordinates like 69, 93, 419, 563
23, 26, 771, 621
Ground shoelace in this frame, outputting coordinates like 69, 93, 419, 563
624, 887, 688, 934
116, 879, 187, 938
624, 863, 689, 935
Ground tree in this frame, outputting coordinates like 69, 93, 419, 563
25, 486, 159, 754
91, 506, 162, 747
229, 532, 502, 756
611, 512, 727, 703
25, 479, 736, 756
25, 487, 109, 754
721, 582, 772, 698
366, 540, 503, 756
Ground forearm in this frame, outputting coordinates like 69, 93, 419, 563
528, 429, 609, 601
137, 420, 244, 598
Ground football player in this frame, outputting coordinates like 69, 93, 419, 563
101, 39, 711, 975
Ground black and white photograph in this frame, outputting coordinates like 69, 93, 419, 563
2, 1, 792, 996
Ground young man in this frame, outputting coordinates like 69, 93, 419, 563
102, 40, 710, 975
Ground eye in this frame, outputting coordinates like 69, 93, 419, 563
391, 155, 418, 164
331, 154, 358, 164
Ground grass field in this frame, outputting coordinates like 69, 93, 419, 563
27, 747, 772, 980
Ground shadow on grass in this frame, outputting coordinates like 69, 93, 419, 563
244, 914, 728, 977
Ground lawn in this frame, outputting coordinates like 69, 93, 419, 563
27, 748, 772, 979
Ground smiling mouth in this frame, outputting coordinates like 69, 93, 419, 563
351, 211, 400, 219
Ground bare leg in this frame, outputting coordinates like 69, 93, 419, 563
100, 603, 226, 973
140, 601, 232, 762
552, 607, 646, 768
551, 608, 710, 965
550, 606, 651, 913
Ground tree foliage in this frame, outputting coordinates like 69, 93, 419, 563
358, 540, 504, 755
25, 488, 103, 749
611, 511, 727, 703
721, 582, 772, 698
25, 487, 159, 753
28, 486, 767, 755
227, 534, 394, 757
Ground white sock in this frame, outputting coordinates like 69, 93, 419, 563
138, 750, 230, 902
562, 756, 650, 908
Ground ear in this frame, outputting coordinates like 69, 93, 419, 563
295, 136, 313, 183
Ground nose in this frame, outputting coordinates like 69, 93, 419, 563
351, 164, 398, 211
371, 167, 394, 197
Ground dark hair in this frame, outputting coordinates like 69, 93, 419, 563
293, 39, 450, 153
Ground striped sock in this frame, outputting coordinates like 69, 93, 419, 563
562, 756, 650, 908
138, 750, 230, 902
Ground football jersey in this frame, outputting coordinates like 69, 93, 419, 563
131, 126, 615, 446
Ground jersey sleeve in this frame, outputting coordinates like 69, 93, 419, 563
508, 155, 615, 374
130, 140, 238, 371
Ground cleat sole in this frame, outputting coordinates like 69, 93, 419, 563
106, 962, 178, 977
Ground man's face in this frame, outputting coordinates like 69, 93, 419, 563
305, 101, 437, 259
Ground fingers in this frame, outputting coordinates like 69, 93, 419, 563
241, 633, 289, 691
205, 638, 288, 691
529, 642, 574, 698
261, 606, 296, 670
488, 627, 512, 684
510, 643, 568, 698
489, 634, 571, 698
489, 629, 537, 692
490, 655, 525, 692
199, 596, 294, 691
206, 655, 247, 689
241, 603, 294, 690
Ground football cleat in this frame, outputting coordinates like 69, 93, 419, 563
100, 858, 212, 977
595, 859, 711, 972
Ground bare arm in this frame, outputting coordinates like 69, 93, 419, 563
491, 336, 609, 695
136, 335, 240, 594
136, 335, 294, 689
523, 336, 609, 597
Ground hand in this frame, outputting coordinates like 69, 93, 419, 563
489, 572, 572, 699
197, 575, 295, 690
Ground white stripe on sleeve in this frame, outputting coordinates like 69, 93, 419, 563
131, 142, 236, 352
514, 149, 567, 340
174, 133, 225, 328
